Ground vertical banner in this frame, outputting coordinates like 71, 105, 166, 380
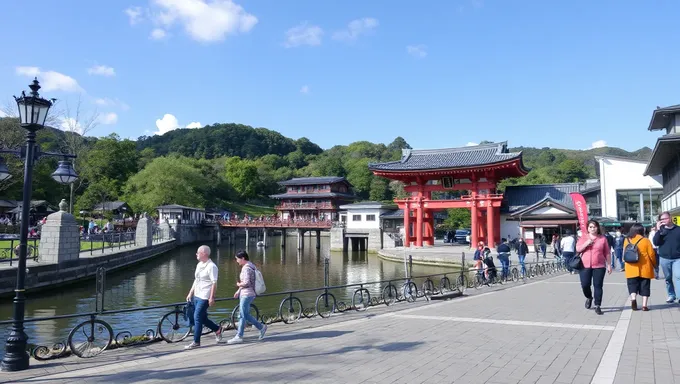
570, 192, 589, 236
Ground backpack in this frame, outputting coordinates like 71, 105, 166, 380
253, 267, 266, 295
623, 238, 643, 263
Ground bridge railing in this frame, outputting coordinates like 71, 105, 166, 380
218, 219, 333, 228
0, 255, 567, 363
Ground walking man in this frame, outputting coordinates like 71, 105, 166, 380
560, 229, 576, 274
497, 238, 511, 280
654, 211, 680, 303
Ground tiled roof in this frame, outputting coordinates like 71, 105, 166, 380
648, 104, 680, 131
278, 177, 348, 186
339, 201, 396, 209
157, 204, 205, 211
380, 209, 404, 219
368, 142, 524, 172
269, 192, 357, 200
93, 201, 129, 211
502, 183, 581, 213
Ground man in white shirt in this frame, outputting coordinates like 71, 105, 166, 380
560, 229, 577, 274
649, 226, 659, 279
184, 245, 221, 349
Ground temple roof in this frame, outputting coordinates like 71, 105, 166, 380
644, 134, 680, 175
278, 177, 348, 186
269, 192, 357, 200
502, 183, 581, 214
368, 142, 526, 173
648, 104, 680, 131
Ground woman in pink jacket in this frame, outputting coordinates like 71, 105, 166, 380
575, 220, 612, 315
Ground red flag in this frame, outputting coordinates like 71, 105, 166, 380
570, 192, 589, 235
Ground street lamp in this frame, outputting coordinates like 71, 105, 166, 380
0, 78, 78, 372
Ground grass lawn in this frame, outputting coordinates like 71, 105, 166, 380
0, 239, 136, 257
223, 202, 276, 217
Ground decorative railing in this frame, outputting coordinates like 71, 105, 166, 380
0, 255, 567, 362
275, 202, 334, 210
219, 219, 333, 229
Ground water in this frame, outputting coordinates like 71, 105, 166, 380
0, 236, 455, 350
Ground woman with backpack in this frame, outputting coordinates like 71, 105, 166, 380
227, 250, 267, 344
624, 223, 657, 311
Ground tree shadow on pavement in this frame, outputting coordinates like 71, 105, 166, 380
265, 330, 351, 342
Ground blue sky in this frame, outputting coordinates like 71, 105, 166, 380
1, 0, 679, 152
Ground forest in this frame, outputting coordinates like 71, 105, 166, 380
0, 117, 651, 227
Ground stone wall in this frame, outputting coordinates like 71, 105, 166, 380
0, 240, 177, 297
382, 232, 399, 249
366, 228, 382, 253
171, 223, 216, 245
38, 203, 81, 264
330, 228, 345, 252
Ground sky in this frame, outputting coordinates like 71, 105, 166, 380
1, 0, 679, 152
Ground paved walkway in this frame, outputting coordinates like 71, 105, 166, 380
3, 270, 679, 383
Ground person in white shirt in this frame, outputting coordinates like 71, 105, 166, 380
649, 226, 659, 279
560, 229, 577, 274
184, 245, 221, 350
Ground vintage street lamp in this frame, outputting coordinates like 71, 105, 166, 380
0, 78, 78, 372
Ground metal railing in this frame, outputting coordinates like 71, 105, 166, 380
0, 254, 566, 362
275, 202, 334, 210
219, 219, 333, 229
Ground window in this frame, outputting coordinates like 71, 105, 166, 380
352, 215, 361, 221
616, 189, 663, 223
366, 214, 376, 221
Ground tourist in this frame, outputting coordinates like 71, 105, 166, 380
227, 250, 267, 344
653, 211, 680, 303
517, 237, 529, 276
613, 229, 625, 272
560, 229, 576, 274
575, 220, 612, 315
184, 245, 222, 350
624, 223, 656, 311
648, 225, 660, 279
497, 238, 511, 280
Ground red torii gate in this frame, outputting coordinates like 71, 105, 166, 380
368, 142, 529, 248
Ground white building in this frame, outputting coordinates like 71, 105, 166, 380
596, 156, 663, 223
332, 201, 399, 252
338, 201, 396, 230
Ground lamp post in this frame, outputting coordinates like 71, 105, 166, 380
0, 78, 78, 372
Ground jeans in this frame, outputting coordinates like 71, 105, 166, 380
498, 253, 510, 279
654, 253, 660, 278
540, 245, 546, 258
659, 258, 680, 300
579, 267, 606, 306
193, 297, 219, 344
562, 251, 574, 272
612, 248, 623, 270
237, 295, 264, 338
518, 255, 526, 275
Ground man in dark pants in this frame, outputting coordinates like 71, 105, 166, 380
497, 238, 511, 280
654, 211, 680, 303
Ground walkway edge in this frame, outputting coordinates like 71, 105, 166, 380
377, 249, 461, 267
590, 304, 632, 384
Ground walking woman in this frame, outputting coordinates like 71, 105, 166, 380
624, 223, 656, 311
184, 245, 222, 350
227, 250, 267, 344
575, 220, 612, 315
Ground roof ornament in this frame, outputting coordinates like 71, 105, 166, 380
544, 192, 551, 198
400, 148, 412, 163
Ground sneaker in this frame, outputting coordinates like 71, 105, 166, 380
259, 324, 268, 340
215, 328, 223, 343
595, 306, 603, 315
184, 342, 200, 350
585, 298, 593, 309
666, 297, 676, 304
227, 336, 243, 345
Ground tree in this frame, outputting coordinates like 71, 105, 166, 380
124, 156, 211, 214
344, 158, 373, 198
442, 208, 471, 230
224, 157, 261, 200
369, 177, 388, 201
75, 177, 118, 224
555, 159, 589, 182
0, 118, 25, 193
389, 180, 409, 199
80, 134, 139, 193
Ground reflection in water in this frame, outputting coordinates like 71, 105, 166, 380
0, 235, 453, 350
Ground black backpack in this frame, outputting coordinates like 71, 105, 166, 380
623, 238, 643, 263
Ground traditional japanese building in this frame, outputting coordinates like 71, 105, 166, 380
644, 104, 680, 220
368, 142, 529, 248
270, 177, 357, 221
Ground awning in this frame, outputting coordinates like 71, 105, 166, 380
519, 220, 578, 227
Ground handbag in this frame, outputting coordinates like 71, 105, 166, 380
569, 253, 584, 270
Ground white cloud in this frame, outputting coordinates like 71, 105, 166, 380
590, 140, 607, 149
150, 28, 167, 40
15, 66, 82, 92
300, 85, 310, 94
88, 65, 116, 77
406, 45, 427, 58
151, 0, 258, 43
125, 6, 144, 25
100, 112, 118, 125
283, 23, 323, 48
155, 113, 201, 134
466, 142, 478, 146
94, 98, 129, 111
332, 18, 378, 42
59, 117, 84, 134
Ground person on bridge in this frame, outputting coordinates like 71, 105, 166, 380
576, 220, 612, 315
184, 245, 222, 350
624, 223, 656, 311
227, 250, 267, 344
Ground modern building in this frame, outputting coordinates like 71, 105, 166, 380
333, 201, 398, 252
596, 155, 662, 224
644, 104, 680, 219
270, 177, 357, 221
157, 204, 205, 225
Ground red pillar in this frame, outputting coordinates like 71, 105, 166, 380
403, 202, 411, 247
486, 202, 495, 248
470, 201, 478, 247
415, 203, 423, 247
478, 209, 486, 246
494, 206, 501, 244
424, 210, 434, 246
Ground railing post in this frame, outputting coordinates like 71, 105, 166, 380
95, 267, 106, 313
408, 255, 413, 279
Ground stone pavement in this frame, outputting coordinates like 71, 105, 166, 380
2, 270, 679, 384
379, 242, 549, 267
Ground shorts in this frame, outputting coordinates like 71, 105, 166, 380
626, 277, 651, 297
